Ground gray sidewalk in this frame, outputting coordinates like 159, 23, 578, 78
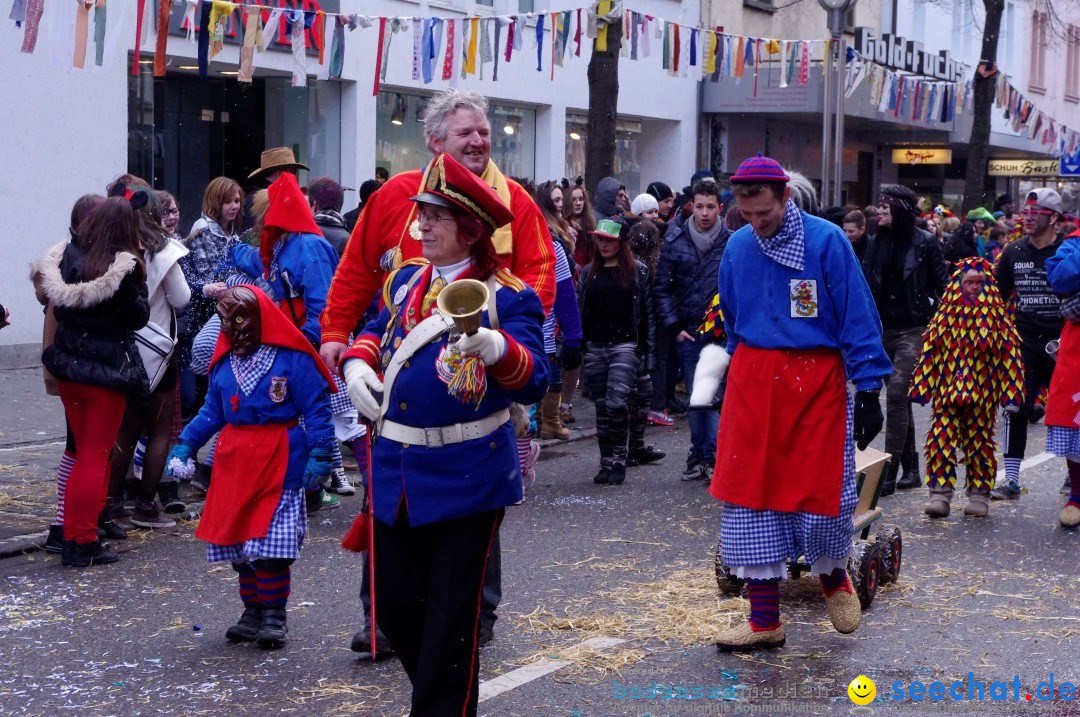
0, 366, 624, 557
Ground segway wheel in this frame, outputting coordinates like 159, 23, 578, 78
714, 538, 745, 597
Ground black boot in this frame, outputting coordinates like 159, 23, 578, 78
226, 605, 263, 642
158, 482, 186, 514
626, 445, 666, 466
257, 606, 288, 649
350, 623, 396, 658
880, 461, 899, 497
609, 462, 626, 485
44, 524, 64, 554
593, 464, 612, 484
98, 507, 128, 540
897, 448, 922, 490
65, 541, 119, 568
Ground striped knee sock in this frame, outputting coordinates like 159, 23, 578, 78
346, 437, 369, 482
746, 579, 781, 631
516, 437, 532, 472
819, 568, 853, 597
206, 438, 217, 467
55, 451, 75, 526
133, 436, 147, 473
332, 443, 344, 470
1004, 456, 1022, 484
1068, 460, 1080, 508
255, 568, 291, 608
235, 563, 258, 607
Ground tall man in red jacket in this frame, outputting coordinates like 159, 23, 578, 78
319, 89, 556, 370
320, 88, 556, 657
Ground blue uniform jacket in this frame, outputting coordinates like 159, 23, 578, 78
718, 212, 892, 391
230, 233, 339, 345
362, 265, 549, 527
179, 349, 335, 490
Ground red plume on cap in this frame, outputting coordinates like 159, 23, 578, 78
259, 173, 323, 277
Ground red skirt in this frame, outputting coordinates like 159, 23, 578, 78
1047, 321, 1080, 428
709, 345, 847, 517
195, 421, 293, 546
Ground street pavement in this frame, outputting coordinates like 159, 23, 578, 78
1, 367, 1079, 715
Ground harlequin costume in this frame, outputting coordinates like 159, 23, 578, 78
170, 286, 336, 649
341, 153, 548, 715
320, 158, 557, 346
908, 257, 1024, 518
1044, 229, 1080, 529
710, 155, 891, 652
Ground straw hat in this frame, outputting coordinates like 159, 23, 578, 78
248, 147, 310, 180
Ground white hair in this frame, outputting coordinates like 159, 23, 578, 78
421, 90, 490, 152
785, 170, 820, 215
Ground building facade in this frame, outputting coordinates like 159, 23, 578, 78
1, 0, 701, 365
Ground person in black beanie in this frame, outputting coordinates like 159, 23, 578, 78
646, 182, 675, 221
862, 185, 950, 494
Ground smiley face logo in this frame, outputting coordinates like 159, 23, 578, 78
848, 675, 876, 706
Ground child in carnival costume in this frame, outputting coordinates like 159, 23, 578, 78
1044, 227, 1080, 529
168, 285, 336, 649
909, 257, 1024, 518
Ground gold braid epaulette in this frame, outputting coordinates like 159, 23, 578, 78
495, 268, 525, 292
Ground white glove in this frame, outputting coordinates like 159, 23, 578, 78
342, 359, 384, 422
690, 343, 731, 407
455, 327, 507, 365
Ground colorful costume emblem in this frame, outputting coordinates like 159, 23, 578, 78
269, 376, 288, 403
789, 279, 819, 318
435, 344, 468, 387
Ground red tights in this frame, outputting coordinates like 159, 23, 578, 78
58, 382, 126, 543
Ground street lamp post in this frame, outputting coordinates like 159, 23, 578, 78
818, 0, 857, 207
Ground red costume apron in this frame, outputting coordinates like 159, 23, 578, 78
710, 345, 847, 516
1047, 321, 1080, 429
195, 420, 294, 546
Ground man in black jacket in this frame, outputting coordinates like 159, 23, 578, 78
862, 185, 950, 494
655, 181, 729, 481
307, 177, 350, 257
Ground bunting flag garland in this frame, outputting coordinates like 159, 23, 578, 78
31, 0, 1080, 157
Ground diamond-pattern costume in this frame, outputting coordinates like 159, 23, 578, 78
909, 257, 1024, 491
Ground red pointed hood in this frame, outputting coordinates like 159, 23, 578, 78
260, 173, 323, 274
209, 285, 337, 392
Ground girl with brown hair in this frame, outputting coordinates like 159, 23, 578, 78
564, 179, 597, 266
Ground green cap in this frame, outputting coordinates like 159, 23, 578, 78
966, 207, 995, 222
592, 218, 623, 239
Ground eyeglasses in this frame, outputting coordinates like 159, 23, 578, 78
416, 209, 453, 227
1020, 208, 1055, 217
163, 207, 180, 216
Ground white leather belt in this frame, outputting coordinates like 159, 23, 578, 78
379, 408, 511, 448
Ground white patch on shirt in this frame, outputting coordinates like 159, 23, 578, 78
393, 284, 409, 306
789, 279, 819, 318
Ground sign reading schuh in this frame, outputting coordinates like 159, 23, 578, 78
987, 159, 1061, 176
855, 28, 968, 82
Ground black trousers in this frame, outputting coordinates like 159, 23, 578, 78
375, 508, 503, 717
1004, 340, 1058, 459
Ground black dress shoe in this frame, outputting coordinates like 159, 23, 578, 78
350, 625, 396, 658
44, 525, 64, 554
66, 541, 119, 568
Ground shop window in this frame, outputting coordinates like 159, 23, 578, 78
1067, 25, 1080, 102
375, 91, 535, 179
565, 114, 642, 193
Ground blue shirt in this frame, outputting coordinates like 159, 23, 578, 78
719, 211, 891, 391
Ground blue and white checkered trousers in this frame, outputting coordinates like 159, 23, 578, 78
205, 487, 306, 563
1047, 425, 1080, 457
329, 372, 355, 416
720, 394, 855, 569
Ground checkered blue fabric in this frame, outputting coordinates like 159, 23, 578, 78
205, 487, 306, 562
1047, 425, 1080, 456
751, 200, 805, 271
719, 394, 855, 568
329, 371, 355, 416
230, 346, 278, 397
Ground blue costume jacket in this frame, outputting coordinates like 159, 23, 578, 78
350, 264, 549, 527
718, 212, 892, 391
179, 348, 335, 490
230, 233, 339, 345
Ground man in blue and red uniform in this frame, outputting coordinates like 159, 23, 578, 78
703, 155, 891, 651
